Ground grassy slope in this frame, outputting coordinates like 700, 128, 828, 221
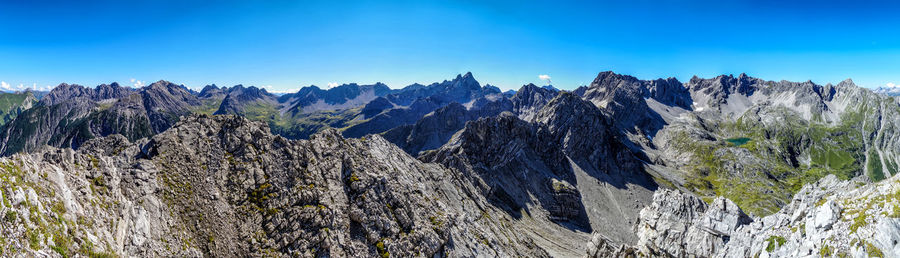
220, 101, 363, 140
676, 105, 884, 216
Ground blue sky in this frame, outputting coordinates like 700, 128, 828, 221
2, 0, 900, 92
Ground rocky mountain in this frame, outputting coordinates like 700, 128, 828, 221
38, 82, 134, 106
576, 71, 900, 217
343, 72, 502, 138
420, 92, 658, 255
0, 80, 199, 156
0, 71, 898, 257
382, 83, 562, 156
0, 114, 555, 257
280, 83, 393, 114
874, 85, 900, 96
382, 96, 512, 156
213, 85, 279, 117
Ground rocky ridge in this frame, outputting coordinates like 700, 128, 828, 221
0, 114, 554, 257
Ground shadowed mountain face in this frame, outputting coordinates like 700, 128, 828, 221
421, 92, 658, 252
382, 97, 513, 156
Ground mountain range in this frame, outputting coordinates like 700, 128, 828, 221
0, 71, 898, 257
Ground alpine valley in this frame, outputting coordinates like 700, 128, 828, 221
1, 71, 899, 257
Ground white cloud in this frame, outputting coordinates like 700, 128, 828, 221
538, 75, 551, 81
887, 82, 897, 88
130, 78, 145, 87
327, 82, 339, 88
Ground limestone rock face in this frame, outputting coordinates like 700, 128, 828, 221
586, 174, 900, 257
633, 189, 752, 257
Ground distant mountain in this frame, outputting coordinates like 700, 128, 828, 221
0, 91, 37, 126
0, 80, 198, 155
198, 84, 226, 99
38, 82, 134, 106
502, 89, 517, 97
281, 83, 393, 114
213, 85, 279, 117
382, 72, 496, 106
874, 85, 900, 96
541, 85, 560, 92
342, 72, 501, 138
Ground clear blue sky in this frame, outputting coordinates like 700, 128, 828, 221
2, 0, 900, 92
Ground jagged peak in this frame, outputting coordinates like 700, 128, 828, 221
519, 83, 539, 90
838, 78, 855, 87
545, 91, 590, 108
451, 71, 478, 85
200, 84, 219, 92
148, 80, 176, 88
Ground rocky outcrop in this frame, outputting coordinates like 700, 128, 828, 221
632, 189, 752, 257
587, 174, 900, 257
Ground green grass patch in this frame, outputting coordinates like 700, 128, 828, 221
765, 235, 786, 252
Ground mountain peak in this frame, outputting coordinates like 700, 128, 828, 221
149, 80, 175, 87
840, 78, 855, 85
